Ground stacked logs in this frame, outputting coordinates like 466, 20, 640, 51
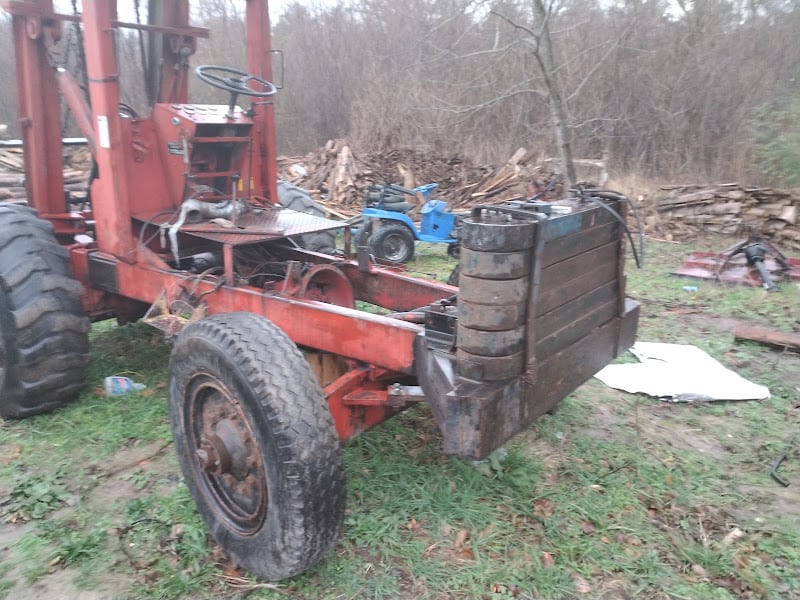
651, 183, 800, 250
0, 147, 89, 202
276, 139, 555, 218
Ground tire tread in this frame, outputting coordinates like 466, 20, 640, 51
169, 313, 345, 580
0, 204, 90, 419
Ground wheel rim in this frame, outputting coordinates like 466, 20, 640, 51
185, 373, 268, 535
381, 233, 410, 261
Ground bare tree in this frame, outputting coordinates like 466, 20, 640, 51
491, 1, 578, 189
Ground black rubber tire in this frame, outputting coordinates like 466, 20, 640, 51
0, 204, 90, 419
353, 220, 372, 248
369, 223, 415, 263
447, 264, 460, 286
168, 312, 345, 581
276, 180, 337, 254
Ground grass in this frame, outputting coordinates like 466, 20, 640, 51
0, 238, 799, 599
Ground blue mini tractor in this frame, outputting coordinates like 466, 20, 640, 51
355, 183, 462, 262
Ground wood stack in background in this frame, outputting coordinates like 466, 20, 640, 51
651, 183, 800, 250
276, 139, 556, 218
9, 140, 796, 254
0, 147, 89, 202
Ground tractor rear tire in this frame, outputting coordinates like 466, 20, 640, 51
369, 223, 415, 263
0, 204, 90, 419
168, 312, 345, 580
277, 180, 337, 254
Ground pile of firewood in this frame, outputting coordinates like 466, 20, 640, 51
0, 148, 89, 202
277, 140, 549, 218
651, 183, 800, 250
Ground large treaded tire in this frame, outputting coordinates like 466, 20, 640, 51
168, 312, 345, 580
0, 204, 90, 419
276, 180, 337, 254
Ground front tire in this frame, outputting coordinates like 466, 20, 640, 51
0, 204, 90, 418
369, 223, 415, 263
168, 313, 345, 580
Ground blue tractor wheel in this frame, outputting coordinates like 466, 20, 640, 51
369, 223, 415, 263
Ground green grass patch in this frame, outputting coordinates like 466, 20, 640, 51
0, 236, 798, 598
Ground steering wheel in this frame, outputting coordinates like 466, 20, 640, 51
195, 65, 277, 97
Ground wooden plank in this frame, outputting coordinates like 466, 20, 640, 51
541, 219, 619, 268
520, 316, 621, 421
734, 325, 800, 352
535, 299, 619, 359
536, 256, 617, 316
535, 279, 619, 339
540, 240, 617, 284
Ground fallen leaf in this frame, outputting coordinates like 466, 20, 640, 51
492, 583, 520, 595
615, 533, 642, 546
453, 529, 468, 549
573, 574, 592, 594
732, 554, 750, 570
714, 574, 747, 594
691, 564, 709, 579
533, 498, 555, 518
722, 527, 745, 546
541, 551, 554, 568
406, 518, 427, 533
458, 546, 475, 560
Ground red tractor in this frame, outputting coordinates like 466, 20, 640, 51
0, 0, 639, 580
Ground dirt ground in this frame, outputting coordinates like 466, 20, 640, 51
0, 441, 174, 600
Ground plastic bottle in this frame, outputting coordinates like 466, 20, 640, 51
104, 376, 147, 396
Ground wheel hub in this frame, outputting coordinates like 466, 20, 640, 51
196, 418, 250, 479
187, 374, 268, 534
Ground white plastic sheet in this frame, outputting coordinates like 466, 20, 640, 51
594, 342, 770, 402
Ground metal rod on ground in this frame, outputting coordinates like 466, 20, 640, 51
771, 431, 799, 487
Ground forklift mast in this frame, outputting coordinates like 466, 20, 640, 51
4, 0, 279, 259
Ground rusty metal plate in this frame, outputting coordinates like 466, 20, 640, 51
457, 323, 525, 357
145, 208, 343, 246
459, 299, 526, 331
460, 216, 538, 252
674, 252, 800, 287
459, 247, 531, 280
455, 348, 525, 382
458, 274, 530, 305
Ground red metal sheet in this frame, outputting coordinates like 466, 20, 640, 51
673, 251, 800, 287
